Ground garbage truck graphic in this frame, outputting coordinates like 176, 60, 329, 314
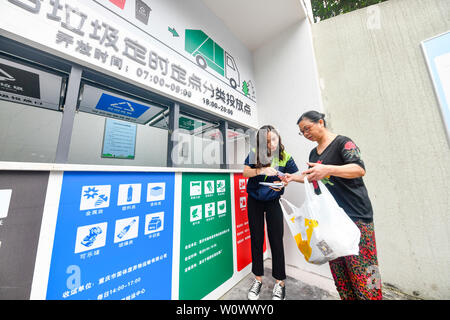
185, 29, 240, 90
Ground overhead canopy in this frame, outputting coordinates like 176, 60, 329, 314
201, 0, 308, 51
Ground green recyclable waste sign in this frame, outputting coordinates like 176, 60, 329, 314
179, 173, 233, 299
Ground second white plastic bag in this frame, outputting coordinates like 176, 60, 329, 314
280, 177, 361, 265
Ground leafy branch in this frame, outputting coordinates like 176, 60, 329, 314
311, 0, 388, 22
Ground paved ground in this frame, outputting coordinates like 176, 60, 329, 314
220, 270, 338, 300
220, 259, 338, 300
220, 259, 421, 300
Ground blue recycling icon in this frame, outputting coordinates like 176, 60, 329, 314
95, 194, 109, 207
150, 186, 164, 197
81, 226, 103, 247
95, 93, 150, 118
148, 217, 162, 231
83, 187, 99, 199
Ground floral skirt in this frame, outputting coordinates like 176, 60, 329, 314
329, 220, 383, 300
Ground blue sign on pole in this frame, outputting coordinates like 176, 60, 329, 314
46, 171, 175, 300
95, 93, 150, 118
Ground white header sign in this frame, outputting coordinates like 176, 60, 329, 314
0, 0, 258, 128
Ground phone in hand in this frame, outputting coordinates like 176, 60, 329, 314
276, 170, 285, 177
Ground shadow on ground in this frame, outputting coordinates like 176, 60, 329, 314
220, 266, 422, 300
220, 267, 338, 300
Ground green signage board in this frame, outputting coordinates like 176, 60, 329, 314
178, 116, 206, 131
179, 173, 233, 299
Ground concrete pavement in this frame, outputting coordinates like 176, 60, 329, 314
220, 259, 421, 300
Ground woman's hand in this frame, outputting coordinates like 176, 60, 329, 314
281, 173, 293, 184
302, 162, 331, 181
281, 173, 306, 184
259, 167, 278, 176
269, 181, 284, 192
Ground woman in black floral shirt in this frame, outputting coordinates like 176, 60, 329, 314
284, 110, 382, 300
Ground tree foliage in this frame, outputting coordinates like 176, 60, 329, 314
311, 0, 388, 22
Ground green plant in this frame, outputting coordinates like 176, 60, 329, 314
242, 80, 249, 96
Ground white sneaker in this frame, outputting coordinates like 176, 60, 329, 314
247, 279, 262, 300
272, 282, 286, 300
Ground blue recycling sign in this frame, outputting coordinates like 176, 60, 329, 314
46, 171, 175, 300
95, 93, 150, 118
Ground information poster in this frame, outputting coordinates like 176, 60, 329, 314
102, 118, 137, 159
179, 173, 233, 300
233, 174, 266, 272
46, 171, 175, 300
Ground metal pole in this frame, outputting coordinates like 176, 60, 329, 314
166, 102, 180, 167
54, 65, 82, 163
219, 120, 229, 169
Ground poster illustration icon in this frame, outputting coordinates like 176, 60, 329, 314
190, 181, 202, 196
216, 180, 226, 193
135, 0, 152, 25
239, 179, 246, 190
185, 29, 240, 91
190, 205, 202, 222
114, 216, 139, 243
239, 196, 247, 209
147, 182, 165, 202
117, 183, 141, 206
217, 200, 226, 215
145, 212, 164, 235
80, 185, 111, 211
204, 181, 214, 195
205, 202, 215, 218
74, 222, 108, 254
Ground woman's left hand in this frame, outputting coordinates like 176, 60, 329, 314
302, 162, 331, 181
269, 181, 284, 192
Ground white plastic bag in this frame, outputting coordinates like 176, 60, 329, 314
280, 177, 360, 265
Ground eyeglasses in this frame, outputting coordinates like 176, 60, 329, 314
298, 124, 313, 136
